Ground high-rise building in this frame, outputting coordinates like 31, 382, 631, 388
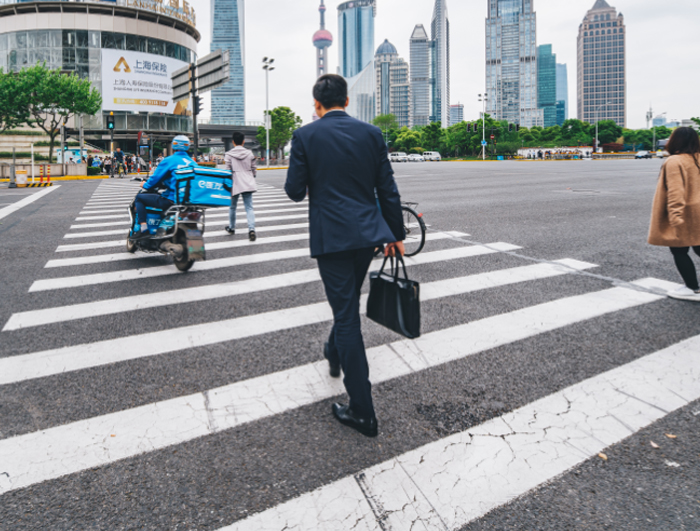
450, 103, 464, 125
556, 63, 569, 126
313, 0, 333, 79
577, 0, 626, 127
430, 0, 450, 127
485, 0, 543, 127
410, 24, 431, 127
375, 40, 411, 128
537, 44, 557, 128
211, 0, 245, 122
338, 0, 376, 123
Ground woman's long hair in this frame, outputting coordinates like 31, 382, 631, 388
665, 126, 700, 172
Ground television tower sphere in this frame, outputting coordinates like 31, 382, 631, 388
313, 29, 333, 49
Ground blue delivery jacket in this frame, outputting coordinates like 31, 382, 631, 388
143, 151, 197, 202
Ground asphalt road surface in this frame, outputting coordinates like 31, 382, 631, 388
0, 160, 698, 530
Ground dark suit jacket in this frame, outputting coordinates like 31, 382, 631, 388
285, 111, 405, 258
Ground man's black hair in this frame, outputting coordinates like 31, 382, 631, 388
232, 131, 245, 146
313, 74, 347, 109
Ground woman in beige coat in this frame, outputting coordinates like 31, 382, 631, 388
649, 126, 700, 301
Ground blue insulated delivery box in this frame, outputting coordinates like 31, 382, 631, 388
174, 167, 233, 207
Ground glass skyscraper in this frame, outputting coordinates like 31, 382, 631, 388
485, 0, 543, 127
210, 0, 245, 122
338, 0, 376, 123
537, 44, 557, 128
556, 63, 568, 126
410, 24, 431, 127
430, 0, 450, 127
577, 0, 626, 127
375, 40, 411, 128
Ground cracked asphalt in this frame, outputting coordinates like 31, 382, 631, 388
0, 160, 698, 530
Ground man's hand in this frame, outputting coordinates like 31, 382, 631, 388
384, 242, 405, 257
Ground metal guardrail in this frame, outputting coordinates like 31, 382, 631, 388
197, 119, 265, 127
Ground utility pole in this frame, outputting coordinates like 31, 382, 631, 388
478, 93, 488, 161
190, 63, 200, 159
60, 122, 66, 176
263, 57, 275, 168
79, 114, 85, 166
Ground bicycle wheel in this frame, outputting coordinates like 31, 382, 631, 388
402, 206, 426, 257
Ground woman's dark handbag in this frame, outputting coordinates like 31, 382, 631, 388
366, 255, 421, 339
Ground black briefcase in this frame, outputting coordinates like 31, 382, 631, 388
366, 255, 421, 339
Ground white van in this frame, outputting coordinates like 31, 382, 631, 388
423, 151, 442, 161
390, 152, 408, 163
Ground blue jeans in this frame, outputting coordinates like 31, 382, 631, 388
229, 192, 255, 231
134, 193, 173, 229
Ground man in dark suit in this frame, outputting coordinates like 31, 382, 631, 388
285, 74, 405, 438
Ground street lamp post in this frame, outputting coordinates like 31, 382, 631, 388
478, 93, 488, 161
262, 57, 275, 168
594, 101, 612, 155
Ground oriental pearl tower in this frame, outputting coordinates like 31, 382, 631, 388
313, 0, 333, 79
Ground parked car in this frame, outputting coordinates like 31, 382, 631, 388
390, 152, 408, 163
423, 151, 442, 161
635, 151, 652, 159
408, 154, 425, 162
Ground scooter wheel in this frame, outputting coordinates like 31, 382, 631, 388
126, 236, 137, 254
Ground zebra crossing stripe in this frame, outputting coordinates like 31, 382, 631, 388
29, 243, 520, 292
0, 280, 669, 495
64, 213, 309, 238
54, 223, 312, 253
44, 231, 465, 269
69, 207, 310, 229
8, 244, 550, 332
218, 330, 700, 531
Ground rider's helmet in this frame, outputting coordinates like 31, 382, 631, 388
172, 135, 191, 152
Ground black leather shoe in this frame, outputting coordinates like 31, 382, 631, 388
225, 226, 235, 235
324, 342, 341, 378
248, 230, 257, 242
332, 403, 378, 437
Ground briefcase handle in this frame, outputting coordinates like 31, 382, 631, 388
377, 254, 409, 281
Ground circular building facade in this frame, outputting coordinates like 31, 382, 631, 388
0, 0, 201, 149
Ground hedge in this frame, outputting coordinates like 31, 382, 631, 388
0, 130, 45, 136
0, 152, 49, 160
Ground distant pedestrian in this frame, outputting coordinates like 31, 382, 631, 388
649, 126, 700, 301
225, 131, 257, 241
285, 74, 405, 438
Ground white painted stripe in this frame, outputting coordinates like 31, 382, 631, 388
0, 186, 60, 221
0, 280, 668, 495
75, 202, 305, 221
64, 213, 309, 239
70, 207, 309, 229
12, 235, 492, 331
219, 331, 700, 531
54, 223, 312, 252
44, 231, 465, 269
77, 197, 300, 214
33, 243, 519, 292
78, 209, 130, 215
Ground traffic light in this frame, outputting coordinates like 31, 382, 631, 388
467, 124, 471, 133
193, 96, 203, 116
509, 123, 513, 132
107, 112, 115, 130
516, 124, 520, 132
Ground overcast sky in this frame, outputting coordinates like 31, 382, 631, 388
190, 0, 700, 130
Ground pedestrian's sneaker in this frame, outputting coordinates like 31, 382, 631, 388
225, 226, 235, 235
248, 230, 256, 242
668, 286, 700, 302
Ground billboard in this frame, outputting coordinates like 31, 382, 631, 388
102, 49, 190, 115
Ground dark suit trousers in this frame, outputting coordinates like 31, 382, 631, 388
317, 247, 376, 419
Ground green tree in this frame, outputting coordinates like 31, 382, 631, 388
24, 64, 101, 162
595, 120, 623, 145
394, 128, 422, 152
691, 118, 700, 130
0, 68, 32, 133
372, 114, 398, 131
421, 122, 446, 153
256, 106, 302, 159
